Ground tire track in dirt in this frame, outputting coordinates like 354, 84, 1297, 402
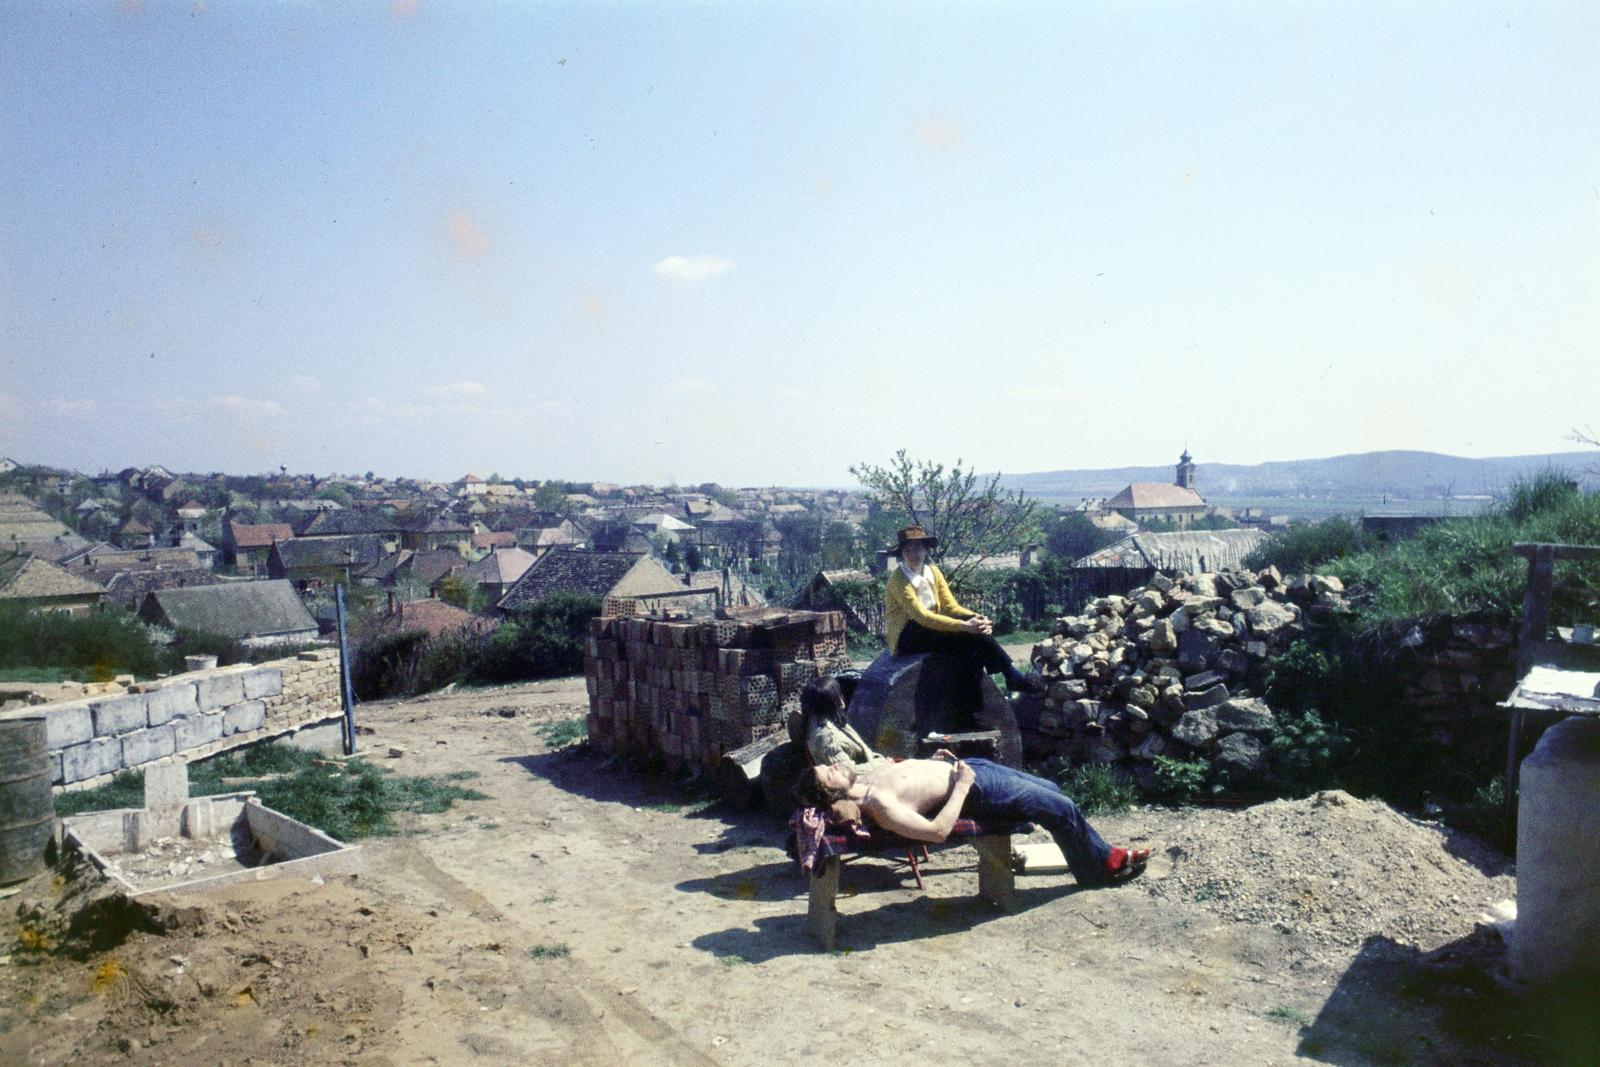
365, 839, 719, 1065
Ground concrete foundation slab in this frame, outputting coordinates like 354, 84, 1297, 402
63, 793, 361, 898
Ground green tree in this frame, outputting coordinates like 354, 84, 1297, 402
850, 449, 1039, 588
316, 484, 352, 508
435, 573, 487, 613
1044, 511, 1115, 562
532, 481, 572, 515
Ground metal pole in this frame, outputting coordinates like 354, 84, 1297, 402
335, 584, 357, 755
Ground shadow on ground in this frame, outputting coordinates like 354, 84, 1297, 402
498, 748, 784, 851
687, 880, 1086, 961
1297, 931, 1599, 1067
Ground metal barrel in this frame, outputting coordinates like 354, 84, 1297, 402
0, 717, 54, 885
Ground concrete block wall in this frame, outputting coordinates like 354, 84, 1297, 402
0, 648, 344, 792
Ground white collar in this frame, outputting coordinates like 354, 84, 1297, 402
899, 559, 930, 584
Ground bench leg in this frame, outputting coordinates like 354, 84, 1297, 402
808, 857, 840, 950
974, 834, 1015, 912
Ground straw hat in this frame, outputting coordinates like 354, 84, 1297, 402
890, 525, 939, 554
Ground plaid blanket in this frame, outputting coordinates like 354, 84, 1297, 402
786, 807, 1033, 876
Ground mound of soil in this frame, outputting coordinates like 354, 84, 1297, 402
1124, 790, 1515, 958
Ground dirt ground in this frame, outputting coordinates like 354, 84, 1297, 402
2, 676, 1590, 1066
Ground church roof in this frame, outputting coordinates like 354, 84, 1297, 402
1104, 483, 1206, 510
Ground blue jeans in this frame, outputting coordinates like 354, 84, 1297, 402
961, 759, 1112, 886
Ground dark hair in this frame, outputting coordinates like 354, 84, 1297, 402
792, 765, 847, 810
799, 676, 846, 740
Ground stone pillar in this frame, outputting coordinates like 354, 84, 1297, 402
1513, 717, 1600, 985
143, 757, 189, 838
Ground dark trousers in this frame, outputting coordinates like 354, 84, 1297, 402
896, 621, 1015, 711
962, 758, 1112, 886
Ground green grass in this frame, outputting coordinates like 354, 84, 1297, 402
1263, 1006, 1312, 1028
1045, 761, 1136, 815
527, 943, 570, 959
1193, 881, 1220, 902
1264, 1006, 1314, 1028
537, 716, 586, 750
1330, 476, 1600, 630
54, 769, 147, 816
0, 666, 87, 683
53, 741, 487, 841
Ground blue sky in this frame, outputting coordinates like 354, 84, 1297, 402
2, 1, 1596, 486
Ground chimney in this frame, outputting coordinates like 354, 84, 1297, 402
387, 591, 397, 616
873, 548, 891, 575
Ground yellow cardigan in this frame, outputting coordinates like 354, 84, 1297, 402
884, 563, 975, 652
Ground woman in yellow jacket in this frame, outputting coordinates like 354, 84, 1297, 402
884, 526, 1045, 706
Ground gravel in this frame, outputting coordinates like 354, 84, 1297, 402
1113, 790, 1515, 961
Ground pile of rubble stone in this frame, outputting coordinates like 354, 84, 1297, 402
1025, 566, 1350, 789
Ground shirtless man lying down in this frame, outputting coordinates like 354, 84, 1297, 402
796, 755, 1150, 887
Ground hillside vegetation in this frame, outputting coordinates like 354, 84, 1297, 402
1237, 473, 1600, 840
1248, 472, 1600, 630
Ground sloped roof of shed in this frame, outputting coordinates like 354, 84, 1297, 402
142, 579, 317, 639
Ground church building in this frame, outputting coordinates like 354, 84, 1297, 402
1104, 450, 1208, 528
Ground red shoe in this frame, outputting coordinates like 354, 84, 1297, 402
1102, 846, 1151, 884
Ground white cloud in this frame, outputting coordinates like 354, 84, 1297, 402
423, 380, 487, 399
650, 254, 735, 283
209, 395, 286, 419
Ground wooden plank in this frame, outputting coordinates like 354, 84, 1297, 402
1512, 542, 1600, 562
974, 834, 1016, 911
1516, 545, 1556, 677
807, 858, 840, 950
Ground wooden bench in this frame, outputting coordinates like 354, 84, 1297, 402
794, 818, 1029, 950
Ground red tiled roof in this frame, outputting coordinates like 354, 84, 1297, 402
471, 530, 517, 550
375, 598, 496, 639
230, 521, 296, 549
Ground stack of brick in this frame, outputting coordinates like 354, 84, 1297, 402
0, 649, 345, 792
585, 609, 849, 771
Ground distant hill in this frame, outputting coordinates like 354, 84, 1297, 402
998, 450, 1599, 502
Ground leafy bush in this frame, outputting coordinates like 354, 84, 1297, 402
0, 604, 168, 681
475, 591, 600, 684
1243, 516, 1376, 575
353, 591, 601, 699
1265, 639, 1339, 712
1444, 775, 1509, 850
352, 629, 433, 699
1150, 756, 1208, 801
1267, 709, 1351, 794
1504, 468, 1580, 524
1046, 760, 1136, 815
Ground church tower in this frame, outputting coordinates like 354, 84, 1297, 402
1175, 448, 1196, 490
